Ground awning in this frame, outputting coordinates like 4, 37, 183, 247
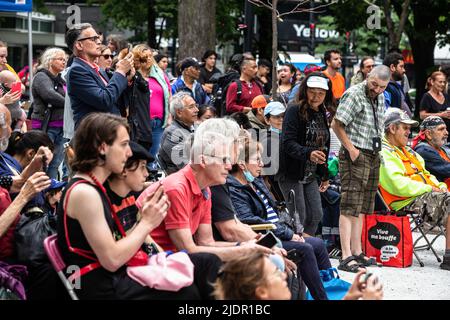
0, 0, 32, 12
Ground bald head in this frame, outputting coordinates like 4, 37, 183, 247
0, 70, 16, 87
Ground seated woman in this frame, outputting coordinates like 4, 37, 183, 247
1, 130, 53, 194
214, 252, 383, 300
105, 140, 222, 299
56, 113, 201, 299
227, 138, 332, 300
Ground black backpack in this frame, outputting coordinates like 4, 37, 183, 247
210, 71, 241, 117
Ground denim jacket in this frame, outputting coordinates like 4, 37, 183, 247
227, 175, 294, 241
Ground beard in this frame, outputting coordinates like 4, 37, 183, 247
392, 72, 403, 81
431, 136, 447, 148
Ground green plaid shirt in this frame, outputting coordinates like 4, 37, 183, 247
335, 81, 385, 151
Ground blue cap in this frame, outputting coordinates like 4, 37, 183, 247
264, 101, 286, 117
46, 179, 67, 192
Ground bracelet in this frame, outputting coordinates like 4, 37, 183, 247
0, 175, 13, 190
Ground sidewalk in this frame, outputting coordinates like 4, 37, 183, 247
331, 232, 450, 300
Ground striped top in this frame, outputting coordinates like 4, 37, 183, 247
255, 187, 279, 223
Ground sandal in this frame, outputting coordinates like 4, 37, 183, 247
338, 256, 365, 273
354, 253, 382, 267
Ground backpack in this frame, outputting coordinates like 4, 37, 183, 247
211, 70, 240, 117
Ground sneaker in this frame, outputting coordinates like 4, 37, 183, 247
440, 255, 450, 271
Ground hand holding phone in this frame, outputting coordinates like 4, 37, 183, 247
256, 231, 278, 248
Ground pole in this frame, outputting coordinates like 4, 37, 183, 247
309, 0, 315, 56
244, 1, 254, 53
28, 11, 33, 103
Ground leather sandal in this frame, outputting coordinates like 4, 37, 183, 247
338, 256, 365, 273
354, 253, 382, 267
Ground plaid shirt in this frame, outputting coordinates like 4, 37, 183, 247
335, 81, 385, 151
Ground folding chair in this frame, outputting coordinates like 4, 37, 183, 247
375, 189, 443, 267
43, 234, 79, 300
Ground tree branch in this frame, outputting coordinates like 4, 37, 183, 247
396, 0, 411, 45
383, 0, 395, 47
278, 1, 337, 18
248, 0, 273, 11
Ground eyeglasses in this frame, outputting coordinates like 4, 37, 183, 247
53, 57, 67, 62
102, 54, 113, 59
77, 35, 101, 43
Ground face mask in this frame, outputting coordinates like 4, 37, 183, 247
270, 126, 281, 134
243, 169, 256, 183
268, 253, 285, 272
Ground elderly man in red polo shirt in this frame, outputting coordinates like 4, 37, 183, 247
137, 118, 273, 261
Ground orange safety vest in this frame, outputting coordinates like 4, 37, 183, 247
379, 146, 438, 207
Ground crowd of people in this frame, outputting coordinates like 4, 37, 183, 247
0, 22, 450, 301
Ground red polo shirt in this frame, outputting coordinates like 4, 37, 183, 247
136, 165, 212, 252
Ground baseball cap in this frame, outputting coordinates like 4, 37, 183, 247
251, 95, 271, 109
264, 101, 286, 117
384, 108, 419, 129
306, 75, 329, 90
129, 141, 154, 163
420, 116, 445, 131
180, 57, 201, 72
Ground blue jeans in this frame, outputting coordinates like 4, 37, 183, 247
282, 237, 331, 300
46, 126, 68, 180
149, 118, 164, 169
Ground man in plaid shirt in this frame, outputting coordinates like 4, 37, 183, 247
331, 65, 390, 273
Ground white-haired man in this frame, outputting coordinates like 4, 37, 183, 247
137, 118, 272, 262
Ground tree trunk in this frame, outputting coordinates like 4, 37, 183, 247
177, 0, 217, 60
403, 3, 437, 118
271, 0, 278, 95
148, 0, 157, 48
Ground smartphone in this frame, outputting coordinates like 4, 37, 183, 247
10, 82, 22, 98
286, 249, 300, 263
256, 232, 278, 248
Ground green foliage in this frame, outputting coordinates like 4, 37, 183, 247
216, 0, 243, 45
314, 15, 380, 57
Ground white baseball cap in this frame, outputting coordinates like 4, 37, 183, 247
306, 76, 329, 91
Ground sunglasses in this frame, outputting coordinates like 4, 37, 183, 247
102, 54, 113, 59
77, 35, 101, 43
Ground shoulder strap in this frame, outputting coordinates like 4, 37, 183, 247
236, 80, 242, 103
63, 180, 99, 261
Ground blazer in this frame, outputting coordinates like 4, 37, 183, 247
67, 57, 128, 128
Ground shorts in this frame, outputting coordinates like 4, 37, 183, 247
404, 191, 450, 226
339, 147, 380, 217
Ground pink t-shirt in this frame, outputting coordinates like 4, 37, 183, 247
148, 77, 170, 120
136, 165, 212, 252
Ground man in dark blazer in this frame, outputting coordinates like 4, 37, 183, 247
65, 23, 134, 128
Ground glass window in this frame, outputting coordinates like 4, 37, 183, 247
40, 21, 52, 33
0, 17, 16, 29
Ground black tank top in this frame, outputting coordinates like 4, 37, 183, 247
56, 177, 125, 298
